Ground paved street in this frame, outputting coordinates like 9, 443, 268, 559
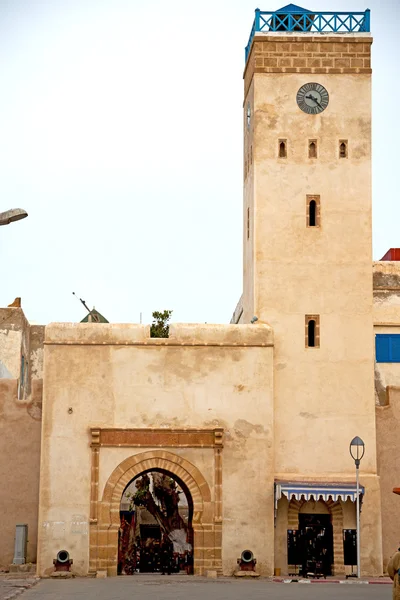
0, 578, 38, 600
10, 575, 392, 600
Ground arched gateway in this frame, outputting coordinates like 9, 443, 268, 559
90, 450, 218, 576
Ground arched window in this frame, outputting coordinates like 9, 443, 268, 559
339, 140, 348, 158
279, 140, 287, 158
306, 195, 320, 228
309, 200, 316, 226
309, 140, 317, 158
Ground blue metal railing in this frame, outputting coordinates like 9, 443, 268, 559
245, 8, 371, 61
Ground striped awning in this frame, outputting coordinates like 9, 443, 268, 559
275, 481, 365, 508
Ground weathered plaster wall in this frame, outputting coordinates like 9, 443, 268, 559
376, 387, 400, 572
373, 261, 400, 327
242, 78, 255, 325
0, 309, 44, 568
373, 262, 400, 405
37, 322, 274, 577
373, 261, 400, 571
0, 309, 28, 380
252, 67, 376, 470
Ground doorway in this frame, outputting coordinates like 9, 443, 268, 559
118, 469, 193, 575
298, 513, 333, 577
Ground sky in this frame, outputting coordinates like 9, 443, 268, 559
0, 0, 399, 325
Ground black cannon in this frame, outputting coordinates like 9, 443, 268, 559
53, 549, 73, 572
237, 549, 257, 572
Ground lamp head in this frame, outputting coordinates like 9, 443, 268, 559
250, 316, 258, 324
0, 208, 28, 226
350, 436, 365, 467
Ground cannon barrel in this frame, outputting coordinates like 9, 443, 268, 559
241, 549, 254, 563
56, 550, 70, 564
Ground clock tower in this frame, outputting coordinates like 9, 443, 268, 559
242, 5, 383, 575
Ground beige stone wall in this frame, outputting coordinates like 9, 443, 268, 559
241, 32, 381, 574
244, 33, 372, 96
37, 322, 274, 577
0, 309, 44, 567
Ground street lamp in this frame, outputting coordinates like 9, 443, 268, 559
0, 209, 28, 226
349, 436, 365, 578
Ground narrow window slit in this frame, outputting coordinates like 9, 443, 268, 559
309, 200, 316, 226
305, 315, 320, 348
339, 140, 348, 158
247, 207, 250, 240
309, 140, 317, 158
279, 140, 287, 158
308, 320, 316, 347
306, 195, 320, 228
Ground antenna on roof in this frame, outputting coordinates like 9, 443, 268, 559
72, 292, 91, 315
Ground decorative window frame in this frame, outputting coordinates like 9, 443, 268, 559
305, 315, 320, 348
306, 195, 321, 228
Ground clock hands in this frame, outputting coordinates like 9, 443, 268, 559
305, 94, 323, 110
297, 84, 329, 114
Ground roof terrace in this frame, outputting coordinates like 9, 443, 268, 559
245, 4, 371, 61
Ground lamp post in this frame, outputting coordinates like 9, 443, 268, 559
0, 209, 28, 226
349, 436, 365, 578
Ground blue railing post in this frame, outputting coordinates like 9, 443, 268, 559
255, 8, 261, 32
364, 9, 371, 32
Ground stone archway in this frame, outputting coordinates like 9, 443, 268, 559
288, 497, 345, 575
91, 450, 218, 576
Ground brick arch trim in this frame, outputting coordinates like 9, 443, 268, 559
101, 450, 211, 527
93, 450, 217, 576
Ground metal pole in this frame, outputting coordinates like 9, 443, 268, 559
356, 464, 360, 578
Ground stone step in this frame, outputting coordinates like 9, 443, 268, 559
8, 563, 36, 574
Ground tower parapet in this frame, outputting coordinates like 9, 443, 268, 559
246, 4, 371, 60
244, 5, 372, 95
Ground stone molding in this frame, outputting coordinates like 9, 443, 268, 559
90, 427, 223, 449
44, 323, 273, 347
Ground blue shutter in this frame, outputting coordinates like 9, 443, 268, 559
390, 336, 400, 362
376, 334, 400, 362
376, 335, 391, 362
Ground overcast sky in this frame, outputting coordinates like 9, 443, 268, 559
0, 0, 398, 325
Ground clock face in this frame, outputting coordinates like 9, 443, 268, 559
297, 83, 329, 114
